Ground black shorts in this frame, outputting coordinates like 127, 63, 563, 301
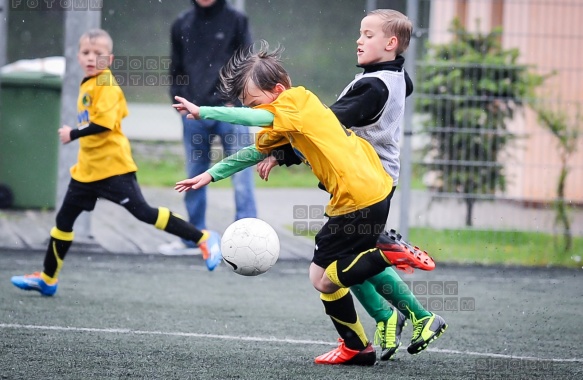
62, 172, 147, 211
312, 188, 394, 268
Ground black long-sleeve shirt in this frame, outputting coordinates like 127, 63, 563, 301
274, 56, 413, 166
169, 0, 252, 106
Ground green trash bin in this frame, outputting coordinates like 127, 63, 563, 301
0, 71, 62, 209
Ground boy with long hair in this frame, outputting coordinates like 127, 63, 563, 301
173, 40, 437, 365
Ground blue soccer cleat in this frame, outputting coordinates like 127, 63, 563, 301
199, 230, 222, 271
11, 272, 58, 296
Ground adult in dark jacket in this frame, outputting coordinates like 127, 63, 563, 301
161, 0, 257, 256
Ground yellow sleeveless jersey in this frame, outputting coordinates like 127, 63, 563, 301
256, 86, 392, 216
70, 68, 137, 182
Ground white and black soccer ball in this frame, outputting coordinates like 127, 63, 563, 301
220, 218, 280, 276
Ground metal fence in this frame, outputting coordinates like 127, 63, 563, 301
398, 0, 583, 238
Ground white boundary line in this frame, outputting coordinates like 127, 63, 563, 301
1, 323, 582, 363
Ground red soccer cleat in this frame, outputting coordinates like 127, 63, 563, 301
377, 229, 436, 273
314, 339, 376, 366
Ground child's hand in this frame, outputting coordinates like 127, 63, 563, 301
173, 96, 201, 119
58, 125, 73, 144
175, 172, 212, 193
257, 156, 278, 181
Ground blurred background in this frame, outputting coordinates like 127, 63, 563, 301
0, 0, 582, 267
5, 0, 375, 104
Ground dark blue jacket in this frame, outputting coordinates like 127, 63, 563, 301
169, 0, 252, 106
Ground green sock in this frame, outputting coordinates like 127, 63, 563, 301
368, 268, 431, 320
351, 280, 392, 323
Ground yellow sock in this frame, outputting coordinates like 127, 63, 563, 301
197, 230, 210, 245
41, 272, 58, 285
321, 289, 369, 348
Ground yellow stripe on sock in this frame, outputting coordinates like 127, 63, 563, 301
324, 262, 346, 288
155, 207, 171, 230
46, 238, 65, 281
197, 230, 210, 245
330, 314, 368, 347
320, 288, 349, 302
342, 248, 378, 272
41, 272, 58, 285
50, 227, 74, 241
321, 289, 369, 346
172, 212, 187, 221
379, 248, 393, 265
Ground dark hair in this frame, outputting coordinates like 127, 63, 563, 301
219, 40, 292, 102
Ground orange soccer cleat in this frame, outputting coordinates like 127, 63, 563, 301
377, 229, 435, 273
314, 339, 376, 366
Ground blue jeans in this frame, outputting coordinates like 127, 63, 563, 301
181, 115, 257, 246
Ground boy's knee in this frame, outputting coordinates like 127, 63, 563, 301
320, 278, 342, 294
311, 274, 341, 294
309, 262, 338, 293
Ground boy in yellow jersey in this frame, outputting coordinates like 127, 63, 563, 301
174, 10, 447, 361
10, 29, 222, 297
258, 9, 446, 360
173, 41, 428, 366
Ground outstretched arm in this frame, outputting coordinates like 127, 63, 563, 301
173, 96, 201, 118
207, 145, 268, 181
175, 145, 268, 193
173, 96, 274, 126
175, 172, 213, 193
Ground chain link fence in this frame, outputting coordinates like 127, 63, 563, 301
401, 0, 583, 237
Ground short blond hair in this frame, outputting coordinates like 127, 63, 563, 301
79, 29, 113, 53
368, 9, 412, 55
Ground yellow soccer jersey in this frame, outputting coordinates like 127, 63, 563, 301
70, 68, 137, 182
256, 86, 392, 216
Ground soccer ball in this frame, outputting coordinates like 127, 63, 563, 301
220, 218, 280, 276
